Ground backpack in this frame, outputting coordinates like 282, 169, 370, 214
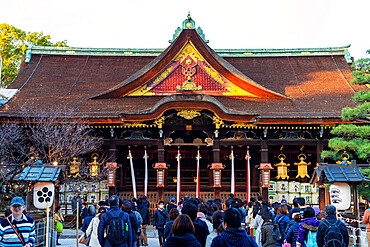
129, 212, 139, 236
106, 211, 129, 246
323, 220, 345, 247
305, 230, 318, 247
272, 217, 283, 241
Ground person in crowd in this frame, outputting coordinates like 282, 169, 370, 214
253, 208, 264, 247
82, 206, 97, 233
296, 207, 319, 247
317, 205, 349, 247
181, 201, 209, 247
86, 207, 107, 247
288, 197, 305, 219
205, 211, 223, 247
284, 213, 301, 247
122, 202, 139, 247
213, 198, 223, 212
3, 209, 12, 219
362, 199, 370, 247
197, 212, 213, 234
162, 214, 201, 247
137, 198, 150, 247
164, 208, 180, 239
316, 211, 326, 222
98, 195, 132, 247
225, 194, 235, 209
261, 212, 275, 247
273, 204, 290, 247
131, 203, 143, 247
141, 196, 150, 208
167, 198, 177, 212
98, 201, 110, 212
246, 201, 255, 236
72, 192, 83, 227
154, 201, 169, 246
0, 196, 36, 247
54, 206, 64, 245
81, 202, 88, 222
211, 207, 258, 247
239, 201, 247, 229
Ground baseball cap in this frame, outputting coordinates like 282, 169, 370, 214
171, 197, 176, 202
11, 197, 25, 206
281, 199, 287, 204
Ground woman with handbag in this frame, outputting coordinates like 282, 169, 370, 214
85, 206, 107, 247
54, 206, 64, 245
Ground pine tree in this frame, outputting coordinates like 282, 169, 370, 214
321, 49, 370, 198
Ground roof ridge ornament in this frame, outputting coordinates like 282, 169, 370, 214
169, 13, 209, 43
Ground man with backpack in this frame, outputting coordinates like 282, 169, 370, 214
98, 195, 132, 247
316, 205, 349, 247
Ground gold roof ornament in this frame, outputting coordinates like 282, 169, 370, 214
336, 151, 351, 165
177, 109, 201, 120
294, 154, 311, 178
275, 154, 290, 180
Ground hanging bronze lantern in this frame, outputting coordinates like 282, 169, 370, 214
294, 154, 311, 178
275, 154, 290, 180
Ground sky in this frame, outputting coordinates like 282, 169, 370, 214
1, 0, 369, 60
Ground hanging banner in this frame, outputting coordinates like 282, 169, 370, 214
128, 150, 137, 199
230, 148, 235, 195
176, 150, 181, 203
143, 149, 149, 196
245, 148, 251, 202
196, 149, 201, 198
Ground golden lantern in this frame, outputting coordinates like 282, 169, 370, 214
275, 154, 290, 180
87, 154, 101, 177
294, 154, 311, 178
69, 157, 81, 178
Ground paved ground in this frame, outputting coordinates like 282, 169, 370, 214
59, 227, 161, 247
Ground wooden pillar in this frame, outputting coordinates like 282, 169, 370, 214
353, 183, 360, 246
316, 140, 324, 163
261, 140, 269, 201
157, 140, 165, 201
319, 185, 326, 211
213, 139, 221, 199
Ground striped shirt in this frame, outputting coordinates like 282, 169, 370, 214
0, 214, 36, 247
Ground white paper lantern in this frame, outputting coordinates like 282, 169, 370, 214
34, 182, 54, 209
330, 182, 351, 210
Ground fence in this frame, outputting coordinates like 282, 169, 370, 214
34, 217, 57, 247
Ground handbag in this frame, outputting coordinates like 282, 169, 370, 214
78, 234, 86, 244
56, 220, 63, 233
85, 234, 91, 246
283, 240, 291, 247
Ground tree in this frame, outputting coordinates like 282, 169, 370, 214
0, 23, 67, 88
321, 49, 370, 198
321, 50, 370, 161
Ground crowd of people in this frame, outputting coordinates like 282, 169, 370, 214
0, 193, 364, 247
70, 193, 353, 247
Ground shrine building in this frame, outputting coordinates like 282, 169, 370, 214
0, 14, 365, 205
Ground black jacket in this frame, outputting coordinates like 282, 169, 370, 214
316, 214, 349, 247
194, 219, 210, 247
154, 209, 168, 229
162, 233, 202, 247
211, 228, 258, 247
164, 220, 174, 239
137, 204, 151, 225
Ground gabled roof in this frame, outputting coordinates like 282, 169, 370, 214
93, 29, 289, 100
312, 163, 368, 183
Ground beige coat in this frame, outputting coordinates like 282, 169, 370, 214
86, 216, 101, 247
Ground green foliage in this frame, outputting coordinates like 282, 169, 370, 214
0, 23, 67, 88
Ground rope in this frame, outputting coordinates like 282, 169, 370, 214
287, 56, 306, 97
331, 55, 356, 94
59, 55, 90, 100
18, 55, 43, 91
